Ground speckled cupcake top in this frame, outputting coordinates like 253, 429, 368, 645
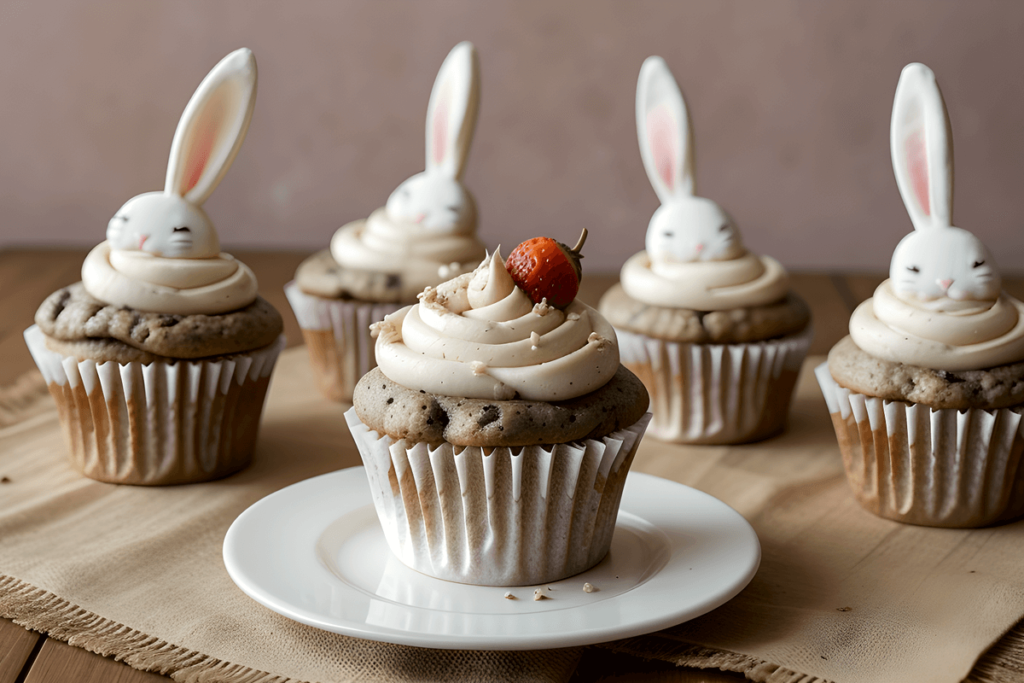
354, 365, 648, 447
36, 283, 282, 363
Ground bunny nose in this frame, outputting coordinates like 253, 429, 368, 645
938, 279, 953, 291
138, 235, 148, 250
695, 243, 705, 253
415, 213, 426, 224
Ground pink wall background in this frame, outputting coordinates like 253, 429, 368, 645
1, 0, 1023, 273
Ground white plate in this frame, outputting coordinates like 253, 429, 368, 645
223, 467, 760, 650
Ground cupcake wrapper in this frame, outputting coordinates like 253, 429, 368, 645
24, 325, 285, 486
284, 281, 402, 402
815, 362, 1024, 528
345, 408, 652, 586
616, 326, 813, 444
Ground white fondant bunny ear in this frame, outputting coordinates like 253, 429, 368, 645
425, 41, 481, 180
165, 48, 258, 205
891, 62, 954, 231
636, 56, 695, 204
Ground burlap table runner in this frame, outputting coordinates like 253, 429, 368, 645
2, 348, 1024, 682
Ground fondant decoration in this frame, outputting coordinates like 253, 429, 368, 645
385, 41, 481, 233
105, 48, 258, 259
636, 56, 744, 264
889, 62, 1000, 308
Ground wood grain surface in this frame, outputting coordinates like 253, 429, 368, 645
0, 248, 1016, 683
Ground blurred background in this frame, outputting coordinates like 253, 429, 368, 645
1, 0, 1023, 273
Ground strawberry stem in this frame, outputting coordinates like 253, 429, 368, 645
571, 228, 588, 255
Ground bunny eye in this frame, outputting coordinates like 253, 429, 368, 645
113, 214, 128, 222
173, 227, 191, 233
907, 266, 920, 274
662, 231, 674, 238
718, 224, 730, 233
973, 260, 986, 268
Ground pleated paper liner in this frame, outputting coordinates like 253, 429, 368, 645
345, 407, 652, 586
284, 281, 403, 402
616, 326, 812, 444
815, 362, 1024, 528
23, 325, 285, 486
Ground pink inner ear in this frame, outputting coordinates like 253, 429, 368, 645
432, 95, 449, 167
647, 106, 677, 191
905, 130, 930, 217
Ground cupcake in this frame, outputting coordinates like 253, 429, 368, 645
598, 56, 812, 444
286, 41, 487, 402
817, 63, 1024, 528
24, 49, 285, 486
345, 235, 651, 586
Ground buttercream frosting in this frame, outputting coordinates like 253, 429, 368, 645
850, 280, 1024, 371
373, 251, 619, 401
82, 241, 258, 316
619, 250, 789, 311
330, 208, 485, 302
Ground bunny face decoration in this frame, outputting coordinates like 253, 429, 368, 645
888, 63, 1001, 310
384, 41, 480, 234
637, 56, 745, 264
106, 48, 258, 259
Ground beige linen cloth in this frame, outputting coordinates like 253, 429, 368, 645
1, 348, 1023, 682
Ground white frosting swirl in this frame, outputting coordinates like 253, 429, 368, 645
331, 207, 486, 301
373, 252, 619, 401
82, 241, 258, 315
619, 250, 789, 310
850, 280, 1024, 371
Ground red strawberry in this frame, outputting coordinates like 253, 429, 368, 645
505, 229, 588, 309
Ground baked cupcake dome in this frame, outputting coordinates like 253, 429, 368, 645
598, 55, 812, 444
347, 243, 651, 586
817, 63, 1024, 528
25, 49, 285, 486
286, 41, 487, 402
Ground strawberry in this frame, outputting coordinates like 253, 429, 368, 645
505, 229, 588, 309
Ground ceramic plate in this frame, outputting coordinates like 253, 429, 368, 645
223, 467, 760, 650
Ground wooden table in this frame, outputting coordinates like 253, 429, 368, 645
0, 248, 1019, 683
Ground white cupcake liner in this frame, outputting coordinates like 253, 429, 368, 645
24, 325, 285, 486
616, 326, 813, 444
284, 281, 403, 402
345, 407, 652, 586
815, 362, 1024, 528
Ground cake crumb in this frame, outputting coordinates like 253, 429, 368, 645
837, 606, 852, 612
587, 332, 612, 350
504, 592, 516, 600
471, 361, 488, 376
533, 589, 547, 601
532, 299, 553, 317
0, 476, 10, 484
369, 319, 401, 344
583, 582, 596, 593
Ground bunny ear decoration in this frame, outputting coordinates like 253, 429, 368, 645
636, 56, 695, 204
165, 48, 258, 206
425, 41, 481, 180
891, 62, 954, 231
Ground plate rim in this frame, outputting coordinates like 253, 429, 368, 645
223, 467, 760, 650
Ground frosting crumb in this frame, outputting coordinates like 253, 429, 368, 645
532, 299, 554, 317
583, 582, 596, 593
566, 312, 581, 322
533, 589, 547, 601
531, 331, 541, 350
471, 361, 488, 376
504, 592, 516, 600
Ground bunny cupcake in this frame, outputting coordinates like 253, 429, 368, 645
285, 41, 487, 402
817, 63, 1024, 528
599, 56, 812, 444
345, 235, 651, 586
25, 49, 285, 486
